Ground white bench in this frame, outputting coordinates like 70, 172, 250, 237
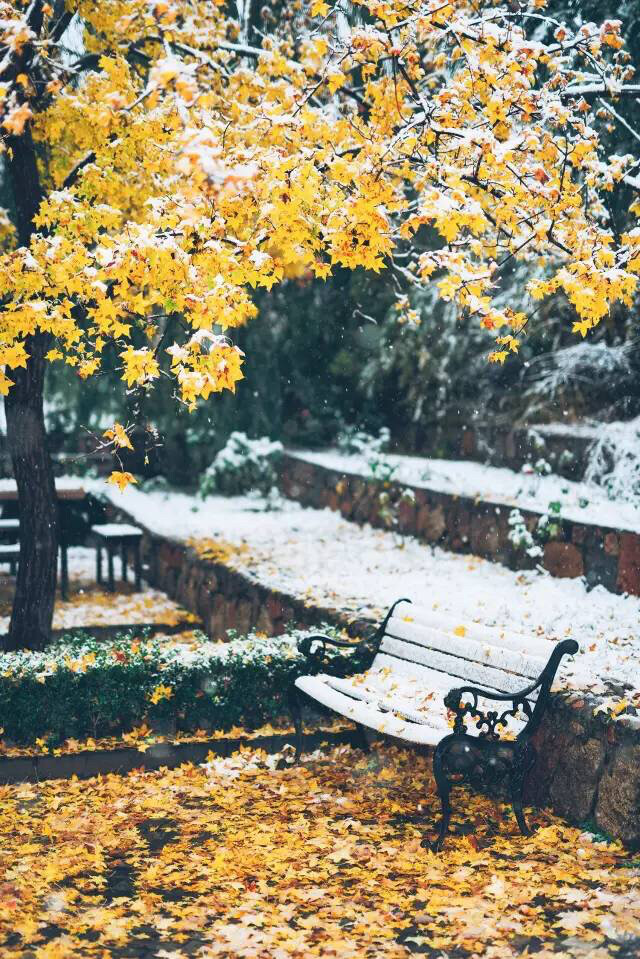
291, 598, 578, 848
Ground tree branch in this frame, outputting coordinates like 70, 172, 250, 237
560, 84, 640, 100
61, 151, 96, 189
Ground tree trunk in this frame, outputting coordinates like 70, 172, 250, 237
2, 126, 58, 652
3, 334, 58, 651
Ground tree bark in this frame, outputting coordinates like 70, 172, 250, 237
2, 127, 58, 652
3, 334, 58, 651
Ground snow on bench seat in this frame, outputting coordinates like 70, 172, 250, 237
295, 600, 553, 744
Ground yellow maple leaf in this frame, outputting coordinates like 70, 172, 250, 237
107, 470, 137, 492
104, 422, 134, 451
572, 318, 593, 338
149, 684, 173, 705
327, 72, 346, 93
610, 699, 628, 716
488, 350, 508, 364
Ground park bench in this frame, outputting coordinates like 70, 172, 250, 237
0, 519, 72, 598
291, 598, 578, 849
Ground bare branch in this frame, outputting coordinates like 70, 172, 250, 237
61, 151, 96, 189
560, 84, 640, 100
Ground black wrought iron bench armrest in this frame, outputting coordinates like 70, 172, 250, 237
296, 633, 366, 673
296, 597, 413, 674
443, 638, 579, 739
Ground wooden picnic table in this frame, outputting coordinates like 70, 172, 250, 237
0, 480, 106, 598
0, 479, 86, 502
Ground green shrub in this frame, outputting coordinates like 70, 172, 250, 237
199, 432, 283, 498
0, 627, 360, 748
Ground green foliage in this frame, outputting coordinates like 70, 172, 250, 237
0, 627, 360, 747
199, 431, 283, 498
41, 267, 390, 484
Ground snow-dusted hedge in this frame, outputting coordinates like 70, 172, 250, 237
199, 432, 283, 497
0, 628, 358, 748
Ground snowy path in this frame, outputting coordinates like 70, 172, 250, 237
101, 484, 640, 716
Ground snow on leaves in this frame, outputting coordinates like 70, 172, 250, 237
1, 0, 640, 408
0, 745, 638, 958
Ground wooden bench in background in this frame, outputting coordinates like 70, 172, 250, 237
0, 519, 71, 598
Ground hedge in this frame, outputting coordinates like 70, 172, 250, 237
0, 627, 361, 748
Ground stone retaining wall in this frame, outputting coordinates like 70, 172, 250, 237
460, 423, 599, 480
140, 530, 371, 641
0, 727, 358, 785
398, 421, 598, 481
279, 452, 640, 596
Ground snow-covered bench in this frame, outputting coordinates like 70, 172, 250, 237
290, 598, 578, 849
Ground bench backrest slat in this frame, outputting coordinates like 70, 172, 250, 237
385, 617, 545, 681
376, 635, 541, 697
392, 605, 556, 661
372, 652, 539, 702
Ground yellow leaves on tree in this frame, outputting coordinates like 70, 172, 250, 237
0, 0, 639, 399
103, 422, 133, 451
107, 471, 137, 493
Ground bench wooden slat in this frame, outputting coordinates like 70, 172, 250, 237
295, 675, 446, 746
378, 635, 539, 696
385, 618, 544, 680
391, 606, 556, 660
372, 652, 539, 703
322, 676, 444, 727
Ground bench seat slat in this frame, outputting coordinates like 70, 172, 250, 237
385, 618, 544, 680
324, 665, 531, 732
295, 675, 447, 746
324, 673, 451, 727
378, 635, 539, 696
392, 606, 556, 661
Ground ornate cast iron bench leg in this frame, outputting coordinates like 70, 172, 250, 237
424, 738, 452, 852
355, 722, 370, 754
510, 742, 536, 837
288, 686, 304, 763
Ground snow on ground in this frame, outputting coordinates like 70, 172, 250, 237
100, 483, 640, 715
0, 547, 197, 633
292, 448, 640, 532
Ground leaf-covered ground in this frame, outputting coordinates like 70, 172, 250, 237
1, 745, 638, 959
0, 714, 350, 759
0, 547, 197, 633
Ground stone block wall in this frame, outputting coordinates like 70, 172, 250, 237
140, 531, 371, 642
529, 696, 640, 848
462, 423, 599, 480
279, 453, 640, 596
403, 421, 599, 481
